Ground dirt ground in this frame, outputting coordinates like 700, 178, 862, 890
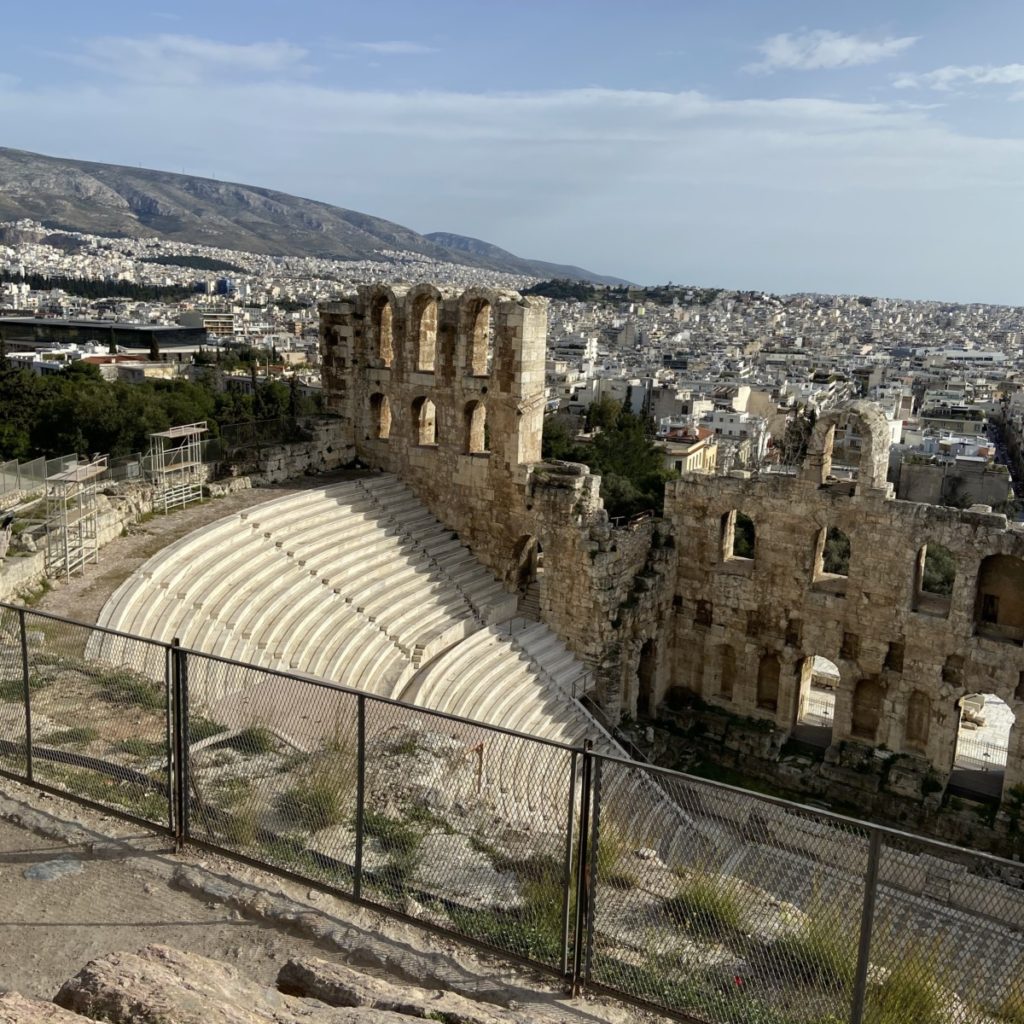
0, 815, 312, 999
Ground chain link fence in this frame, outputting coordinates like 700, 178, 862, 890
1, 601, 1023, 1022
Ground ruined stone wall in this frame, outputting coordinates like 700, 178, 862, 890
665, 453, 1024, 805
319, 287, 668, 711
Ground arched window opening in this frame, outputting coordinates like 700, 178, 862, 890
815, 525, 851, 579
975, 554, 1024, 643
851, 676, 885, 741
718, 645, 735, 700
638, 639, 657, 716
413, 296, 437, 372
371, 297, 394, 367
467, 300, 493, 376
368, 392, 391, 440
905, 690, 931, 751
951, 693, 1014, 803
794, 655, 837, 749
411, 396, 436, 446
512, 535, 542, 590
757, 653, 780, 712
721, 510, 756, 561
913, 542, 955, 616
464, 400, 488, 454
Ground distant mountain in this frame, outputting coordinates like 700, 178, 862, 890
424, 232, 629, 286
0, 146, 620, 283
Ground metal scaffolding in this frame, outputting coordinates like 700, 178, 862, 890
147, 422, 207, 513
45, 455, 108, 581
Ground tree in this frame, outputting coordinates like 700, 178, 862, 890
587, 395, 621, 433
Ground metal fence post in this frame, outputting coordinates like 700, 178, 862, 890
171, 639, 190, 850
354, 694, 366, 901
571, 740, 594, 996
850, 829, 883, 1024
584, 755, 603, 986
18, 608, 32, 783
560, 749, 579, 980
165, 645, 175, 835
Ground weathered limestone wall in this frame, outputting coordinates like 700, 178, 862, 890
319, 287, 667, 711
665, 407, 1024, 806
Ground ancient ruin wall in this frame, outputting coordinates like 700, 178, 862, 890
664, 402, 1024, 804
319, 287, 666, 708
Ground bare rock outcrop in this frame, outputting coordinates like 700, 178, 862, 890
277, 957, 520, 1024
52, 945, 414, 1024
0, 991, 91, 1024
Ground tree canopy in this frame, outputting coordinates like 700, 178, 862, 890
542, 402, 671, 519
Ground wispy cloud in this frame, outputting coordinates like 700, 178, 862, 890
894, 63, 1024, 91
351, 40, 436, 56
70, 34, 308, 83
747, 30, 918, 73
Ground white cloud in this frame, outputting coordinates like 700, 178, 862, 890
70, 34, 307, 84
748, 30, 918, 73
894, 63, 1024, 91
2, 71, 1022, 301
351, 41, 436, 56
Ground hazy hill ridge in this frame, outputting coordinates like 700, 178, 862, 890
0, 146, 622, 283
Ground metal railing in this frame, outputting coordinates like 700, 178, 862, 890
1, 600, 1023, 1024
0, 454, 78, 501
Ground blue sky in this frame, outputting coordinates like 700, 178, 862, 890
3, 1, 1024, 302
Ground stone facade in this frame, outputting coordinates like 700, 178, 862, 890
320, 290, 1024, 822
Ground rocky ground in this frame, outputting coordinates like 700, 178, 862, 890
0, 776, 657, 1024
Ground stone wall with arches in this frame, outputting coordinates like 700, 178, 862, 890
664, 450, 1024, 807
320, 287, 668, 712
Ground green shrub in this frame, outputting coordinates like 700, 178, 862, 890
864, 949, 945, 1024
188, 715, 227, 742
999, 989, 1024, 1024
774, 900, 858, 988
217, 725, 276, 755
669, 869, 745, 936
100, 671, 164, 709
279, 774, 350, 831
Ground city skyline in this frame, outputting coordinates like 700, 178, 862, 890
3, 1, 1024, 303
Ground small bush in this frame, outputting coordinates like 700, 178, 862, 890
189, 715, 227, 742
594, 820, 639, 889
38, 726, 99, 747
101, 672, 164, 710
864, 950, 945, 1024
279, 774, 350, 831
217, 725, 276, 755
0, 671, 48, 702
1000, 989, 1024, 1024
669, 870, 745, 936
774, 900, 858, 988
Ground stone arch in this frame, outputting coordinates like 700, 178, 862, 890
905, 689, 931, 751
464, 400, 488, 454
638, 638, 658, 716
721, 509, 756, 560
975, 554, 1024, 643
411, 396, 436, 446
815, 524, 851, 579
851, 676, 885, 741
799, 400, 890, 490
370, 294, 394, 368
913, 540, 955, 616
794, 654, 838, 748
718, 644, 736, 700
368, 392, 391, 440
464, 297, 494, 376
951, 693, 1015, 802
410, 288, 439, 372
757, 653, 780, 712
512, 534, 542, 590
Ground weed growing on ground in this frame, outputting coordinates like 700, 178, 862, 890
216, 725, 277, 755
863, 946, 945, 1024
188, 715, 227, 742
668, 867, 745, 936
99, 671, 164, 710
116, 737, 167, 760
773, 897, 858, 988
38, 726, 99, 747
